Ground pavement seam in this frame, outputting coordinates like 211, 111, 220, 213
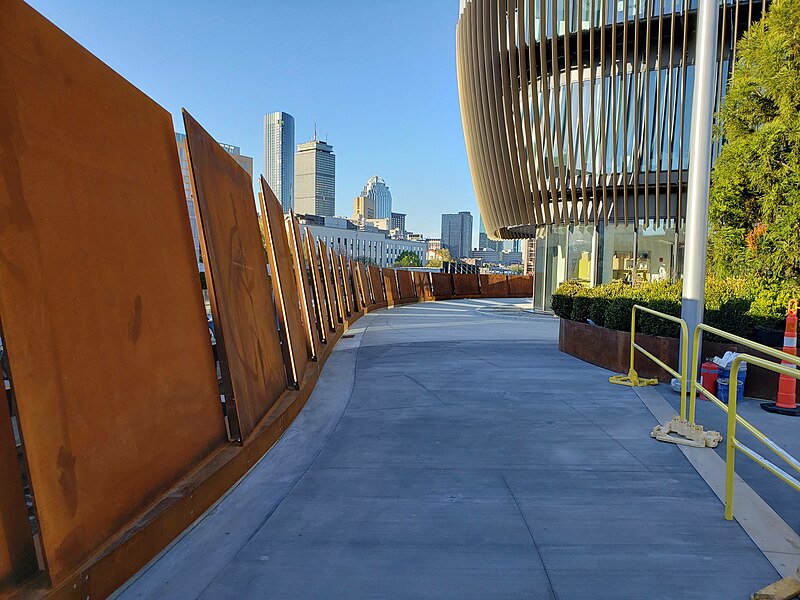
500, 473, 559, 600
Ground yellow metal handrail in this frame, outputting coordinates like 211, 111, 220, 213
723, 354, 800, 520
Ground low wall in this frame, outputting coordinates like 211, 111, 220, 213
558, 319, 798, 403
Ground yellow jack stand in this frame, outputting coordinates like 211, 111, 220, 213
609, 369, 658, 387
651, 415, 722, 448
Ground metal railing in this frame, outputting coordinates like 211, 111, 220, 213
687, 324, 800, 519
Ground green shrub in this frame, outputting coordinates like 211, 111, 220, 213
604, 297, 639, 332
639, 299, 682, 338
551, 280, 585, 319
588, 296, 610, 327
571, 294, 594, 323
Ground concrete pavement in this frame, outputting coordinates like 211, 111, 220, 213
116, 299, 780, 599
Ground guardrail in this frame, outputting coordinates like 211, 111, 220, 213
686, 324, 800, 519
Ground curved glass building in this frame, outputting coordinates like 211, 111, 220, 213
362, 176, 393, 220
456, 0, 764, 307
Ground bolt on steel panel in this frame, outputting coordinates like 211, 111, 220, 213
396, 269, 415, 300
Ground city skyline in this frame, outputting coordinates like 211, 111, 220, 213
26, 1, 480, 245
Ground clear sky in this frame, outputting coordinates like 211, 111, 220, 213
27, 0, 480, 244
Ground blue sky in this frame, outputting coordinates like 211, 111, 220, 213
28, 0, 480, 243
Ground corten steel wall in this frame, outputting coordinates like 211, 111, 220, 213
0, 3, 536, 596
453, 273, 481, 297
397, 270, 416, 300
481, 274, 511, 297
508, 274, 534, 297
184, 112, 288, 440
383, 268, 400, 307
0, 3, 227, 584
431, 273, 455, 298
260, 178, 312, 387
456, 0, 765, 238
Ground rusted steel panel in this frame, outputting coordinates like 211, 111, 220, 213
318, 241, 340, 324
382, 268, 400, 307
332, 251, 351, 317
184, 111, 288, 440
507, 275, 533, 297
368, 266, 385, 304
0, 3, 226, 582
0, 389, 37, 588
453, 273, 480, 296
329, 248, 347, 320
304, 232, 330, 342
431, 273, 455, 298
480, 274, 510, 297
357, 263, 372, 305
396, 269, 415, 300
413, 271, 433, 301
259, 179, 310, 387
286, 212, 319, 359
345, 258, 362, 318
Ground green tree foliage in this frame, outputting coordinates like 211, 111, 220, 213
709, 0, 800, 282
394, 250, 422, 267
426, 248, 452, 268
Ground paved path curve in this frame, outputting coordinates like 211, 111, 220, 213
116, 299, 778, 599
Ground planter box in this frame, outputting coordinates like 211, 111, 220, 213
558, 319, 799, 403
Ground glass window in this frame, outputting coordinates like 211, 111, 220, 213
599, 224, 635, 283
567, 225, 594, 285
637, 220, 676, 283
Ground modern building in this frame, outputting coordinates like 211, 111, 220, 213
455, 0, 764, 310
295, 139, 335, 217
298, 215, 426, 267
361, 176, 392, 219
470, 248, 501, 264
426, 238, 442, 262
263, 112, 295, 211
478, 216, 503, 252
441, 211, 473, 259
176, 132, 253, 267
391, 212, 406, 234
353, 195, 374, 220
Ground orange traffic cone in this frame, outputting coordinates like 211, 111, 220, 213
762, 299, 799, 416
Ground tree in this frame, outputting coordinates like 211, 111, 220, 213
427, 248, 452, 268
708, 0, 800, 283
394, 250, 422, 267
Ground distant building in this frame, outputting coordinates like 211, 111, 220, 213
175, 132, 252, 266
263, 112, 295, 211
478, 216, 503, 252
426, 238, 442, 262
501, 250, 523, 266
441, 211, 473, 259
391, 212, 406, 234
297, 215, 425, 267
470, 248, 501, 263
361, 176, 392, 219
353, 195, 374, 220
295, 139, 335, 217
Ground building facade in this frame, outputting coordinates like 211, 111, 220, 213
263, 112, 295, 211
478, 215, 503, 251
441, 211, 473, 259
456, 0, 764, 309
298, 215, 426, 267
295, 139, 335, 217
391, 212, 406, 234
353, 195, 374, 220
361, 176, 392, 220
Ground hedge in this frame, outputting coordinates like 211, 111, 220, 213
552, 277, 799, 341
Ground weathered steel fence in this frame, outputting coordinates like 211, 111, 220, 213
0, 2, 533, 597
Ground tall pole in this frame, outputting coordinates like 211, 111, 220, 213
680, 0, 718, 366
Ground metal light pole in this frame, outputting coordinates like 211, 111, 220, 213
680, 0, 719, 366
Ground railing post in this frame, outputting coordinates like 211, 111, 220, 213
725, 357, 744, 521
629, 307, 637, 377
689, 325, 703, 424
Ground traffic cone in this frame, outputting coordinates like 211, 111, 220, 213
762, 299, 799, 416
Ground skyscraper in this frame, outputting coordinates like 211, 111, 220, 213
441, 211, 473, 259
295, 139, 335, 217
263, 112, 295, 211
478, 215, 503, 251
361, 176, 392, 219
353, 195, 374, 220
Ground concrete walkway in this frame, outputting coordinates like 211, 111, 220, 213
117, 299, 779, 599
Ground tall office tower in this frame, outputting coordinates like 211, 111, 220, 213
441, 211, 473, 259
390, 212, 406, 233
353, 195, 374, 220
295, 139, 335, 217
219, 142, 254, 178
263, 112, 295, 211
478, 215, 503, 251
361, 176, 392, 219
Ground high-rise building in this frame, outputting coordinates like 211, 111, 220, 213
361, 176, 392, 219
295, 139, 335, 217
263, 112, 295, 211
353, 195, 374, 220
478, 215, 503, 251
391, 212, 406, 233
441, 211, 473, 259
176, 132, 253, 266
456, 0, 765, 310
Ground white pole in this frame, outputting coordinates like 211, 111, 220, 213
680, 0, 718, 367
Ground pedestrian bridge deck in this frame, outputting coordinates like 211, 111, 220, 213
117, 299, 779, 599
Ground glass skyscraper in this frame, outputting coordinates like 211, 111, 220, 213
441, 211, 473, 259
263, 112, 295, 212
361, 176, 392, 220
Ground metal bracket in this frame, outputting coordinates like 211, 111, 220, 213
651, 415, 722, 448
609, 368, 659, 388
